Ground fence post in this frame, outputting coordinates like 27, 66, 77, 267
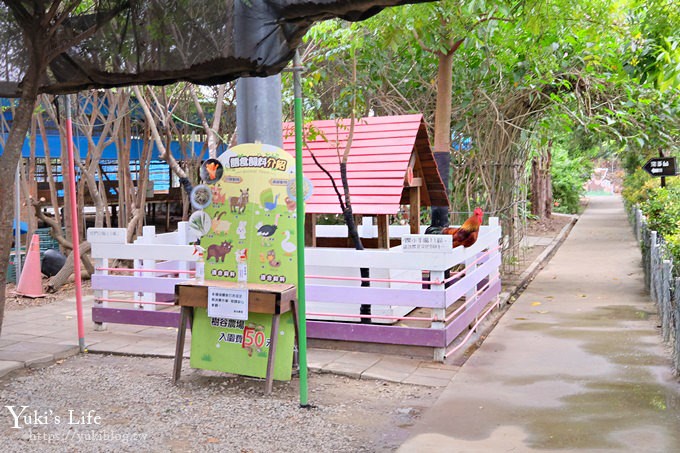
661, 260, 672, 342
650, 231, 658, 302
93, 254, 108, 331
136, 225, 157, 311
464, 251, 478, 327
431, 269, 446, 362
489, 217, 501, 310
176, 221, 191, 275
674, 278, 680, 374
642, 224, 650, 290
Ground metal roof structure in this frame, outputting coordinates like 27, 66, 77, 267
282, 114, 448, 215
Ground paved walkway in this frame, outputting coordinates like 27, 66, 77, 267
0, 297, 461, 385
399, 196, 680, 452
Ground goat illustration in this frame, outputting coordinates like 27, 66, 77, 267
229, 188, 249, 214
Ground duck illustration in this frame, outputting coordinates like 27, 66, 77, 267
281, 230, 296, 256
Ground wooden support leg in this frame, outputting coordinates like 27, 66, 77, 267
265, 313, 281, 395
173, 306, 191, 384
291, 300, 300, 370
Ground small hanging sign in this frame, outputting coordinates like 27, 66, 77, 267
402, 234, 452, 252
207, 286, 249, 320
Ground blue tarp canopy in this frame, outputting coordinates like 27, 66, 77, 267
0, 134, 221, 160
12, 219, 27, 234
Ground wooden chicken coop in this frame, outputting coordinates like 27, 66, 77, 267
282, 114, 448, 249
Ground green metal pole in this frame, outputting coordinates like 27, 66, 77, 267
293, 51, 309, 407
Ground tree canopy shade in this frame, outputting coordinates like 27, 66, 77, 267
0, 0, 430, 98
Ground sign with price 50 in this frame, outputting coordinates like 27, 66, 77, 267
242, 326, 267, 349
190, 309, 295, 381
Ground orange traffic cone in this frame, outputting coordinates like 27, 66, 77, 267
15, 234, 46, 298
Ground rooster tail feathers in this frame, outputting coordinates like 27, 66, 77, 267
425, 225, 444, 235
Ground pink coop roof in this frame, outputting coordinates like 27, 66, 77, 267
282, 114, 448, 215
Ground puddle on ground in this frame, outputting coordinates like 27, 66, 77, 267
467, 300, 680, 449
444, 377, 680, 450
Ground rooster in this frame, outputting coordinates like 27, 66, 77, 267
205, 161, 220, 180
426, 207, 484, 248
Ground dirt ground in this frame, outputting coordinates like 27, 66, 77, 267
525, 214, 571, 236
501, 214, 572, 291
0, 215, 572, 451
0, 355, 439, 452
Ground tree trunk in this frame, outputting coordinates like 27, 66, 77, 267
339, 161, 372, 323
0, 66, 41, 336
133, 85, 193, 201
36, 110, 62, 229
431, 51, 455, 228
530, 147, 553, 220
46, 242, 92, 293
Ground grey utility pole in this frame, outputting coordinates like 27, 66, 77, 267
236, 75, 283, 147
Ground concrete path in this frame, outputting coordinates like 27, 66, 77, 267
0, 207, 572, 389
1, 296, 459, 387
399, 196, 680, 452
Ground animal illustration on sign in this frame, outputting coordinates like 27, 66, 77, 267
230, 188, 249, 213
267, 250, 280, 267
285, 197, 296, 212
211, 186, 226, 204
206, 241, 233, 262
264, 194, 280, 211
256, 214, 280, 245
236, 221, 247, 240
211, 212, 231, 234
280, 230, 296, 255
235, 248, 248, 263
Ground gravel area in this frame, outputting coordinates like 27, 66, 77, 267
0, 354, 440, 452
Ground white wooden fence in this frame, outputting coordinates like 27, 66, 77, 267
88, 223, 198, 328
88, 219, 503, 360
